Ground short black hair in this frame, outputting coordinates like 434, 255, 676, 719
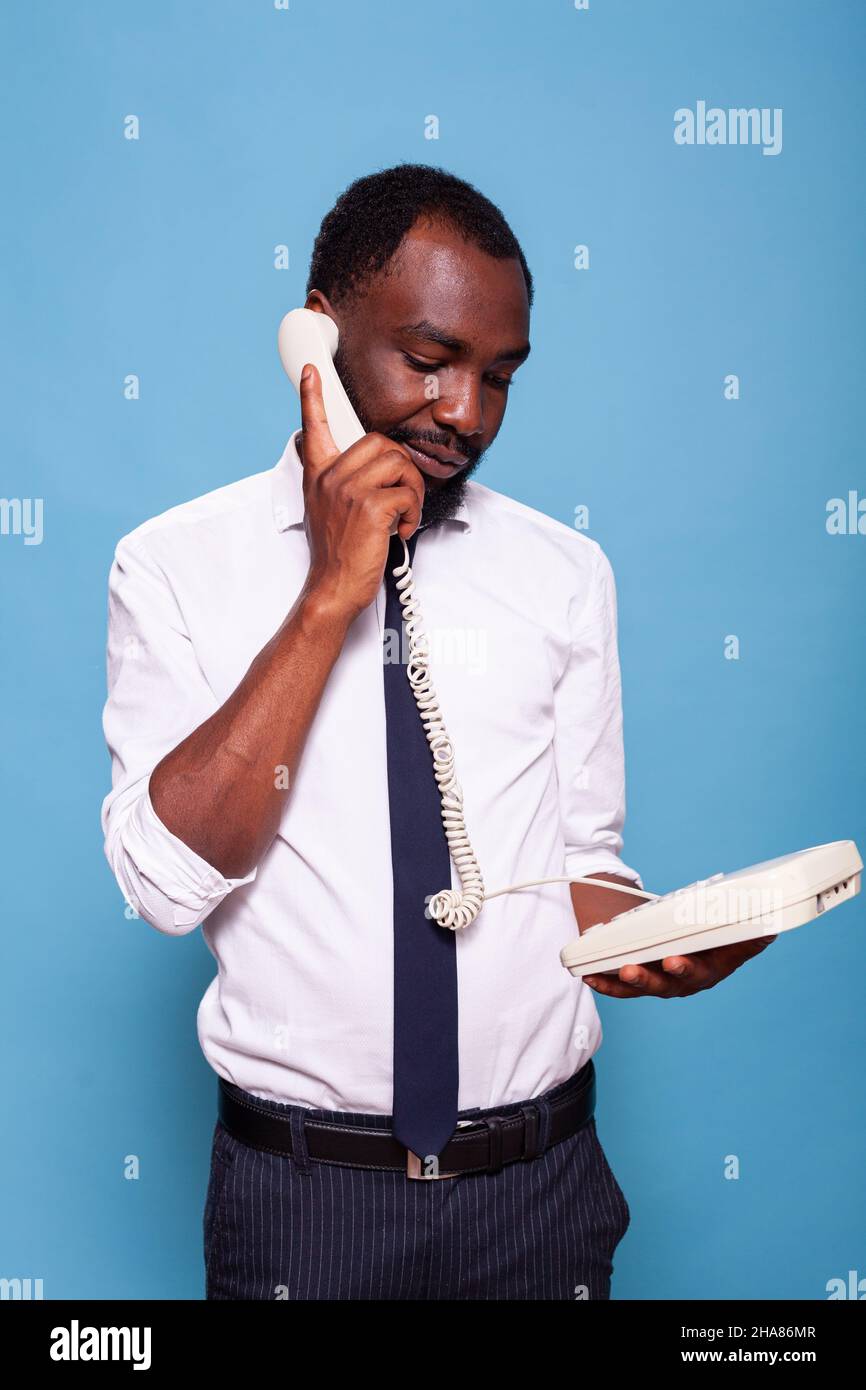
306, 163, 533, 309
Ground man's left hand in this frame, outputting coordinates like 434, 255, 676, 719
582, 934, 777, 998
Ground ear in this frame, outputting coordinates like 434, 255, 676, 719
304, 289, 339, 321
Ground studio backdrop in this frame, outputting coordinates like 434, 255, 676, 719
1, 0, 864, 1300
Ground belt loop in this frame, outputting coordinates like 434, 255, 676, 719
536, 1097, 552, 1154
289, 1107, 312, 1176
484, 1116, 504, 1174
520, 1102, 540, 1161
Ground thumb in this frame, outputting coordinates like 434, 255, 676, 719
299, 362, 339, 470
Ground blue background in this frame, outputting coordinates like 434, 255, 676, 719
2, 0, 864, 1300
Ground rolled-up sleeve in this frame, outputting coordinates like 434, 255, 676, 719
100, 536, 257, 935
553, 540, 643, 890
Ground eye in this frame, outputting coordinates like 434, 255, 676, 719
402, 352, 515, 391
402, 352, 442, 373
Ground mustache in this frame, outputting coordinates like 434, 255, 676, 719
386, 425, 482, 467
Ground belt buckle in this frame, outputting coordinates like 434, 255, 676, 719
405, 1150, 459, 1180
404, 1120, 475, 1179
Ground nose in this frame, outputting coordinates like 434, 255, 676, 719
430, 373, 485, 440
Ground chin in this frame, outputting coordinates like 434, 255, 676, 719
420, 464, 479, 529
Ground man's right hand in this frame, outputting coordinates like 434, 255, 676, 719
298, 362, 426, 620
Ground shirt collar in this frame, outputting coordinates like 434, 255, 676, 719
271, 429, 472, 534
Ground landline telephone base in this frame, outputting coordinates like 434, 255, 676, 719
560, 840, 862, 977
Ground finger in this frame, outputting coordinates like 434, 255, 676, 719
298, 363, 339, 471
617, 963, 682, 996
660, 955, 715, 988
369, 482, 425, 541
741, 933, 778, 958
337, 455, 425, 539
321, 431, 415, 481
582, 973, 649, 999
684, 935, 776, 981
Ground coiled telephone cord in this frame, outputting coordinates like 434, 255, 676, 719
391, 540, 658, 931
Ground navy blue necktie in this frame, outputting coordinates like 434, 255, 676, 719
383, 529, 459, 1160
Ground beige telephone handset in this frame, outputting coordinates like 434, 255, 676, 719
277, 308, 862, 967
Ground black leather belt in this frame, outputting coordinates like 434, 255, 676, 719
218, 1059, 596, 1180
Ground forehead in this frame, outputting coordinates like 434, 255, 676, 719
359, 217, 529, 343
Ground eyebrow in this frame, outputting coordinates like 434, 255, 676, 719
398, 318, 531, 365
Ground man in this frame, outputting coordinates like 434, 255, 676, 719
101, 163, 774, 1301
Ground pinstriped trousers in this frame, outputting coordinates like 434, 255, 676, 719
203, 1068, 631, 1301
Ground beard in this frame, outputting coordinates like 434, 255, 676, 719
333, 343, 484, 529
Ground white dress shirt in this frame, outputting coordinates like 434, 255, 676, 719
101, 430, 643, 1113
